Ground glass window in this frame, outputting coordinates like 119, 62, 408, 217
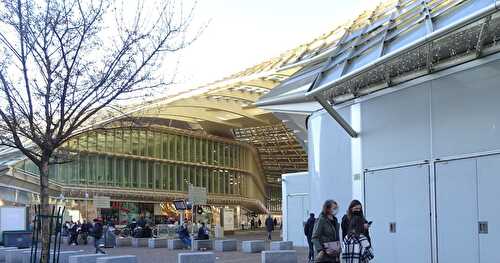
183, 136, 189, 162
177, 165, 183, 191
161, 163, 168, 190
124, 159, 130, 188
132, 159, 139, 188
96, 131, 105, 152
162, 134, 169, 159
140, 160, 147, 188
106, 156, 114, 186
139, 131, 147, 156
115, 158, 123, 187
148, 162, 154, 189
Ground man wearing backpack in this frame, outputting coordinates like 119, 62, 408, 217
304, 213, 316, 263
92, 219, 106, 254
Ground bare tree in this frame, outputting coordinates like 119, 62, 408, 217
0, 0, 197, 261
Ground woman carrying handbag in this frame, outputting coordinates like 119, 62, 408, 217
342, 216, 374, 263
311, 200, 341, 263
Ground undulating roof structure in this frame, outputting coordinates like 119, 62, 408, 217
258, 0, 500, 116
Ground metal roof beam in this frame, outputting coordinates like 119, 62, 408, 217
314, 95, 358, 138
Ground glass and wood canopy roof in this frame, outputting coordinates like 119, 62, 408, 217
6, 0, 499, 184
258, 0, 500, 110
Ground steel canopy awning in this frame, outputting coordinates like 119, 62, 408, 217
257, 0, 500, 138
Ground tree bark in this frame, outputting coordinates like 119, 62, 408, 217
39, 158, 51, 263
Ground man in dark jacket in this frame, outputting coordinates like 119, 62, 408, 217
92, 219, 105, 254
304, 213, 316, 262
265, 215, 274, 240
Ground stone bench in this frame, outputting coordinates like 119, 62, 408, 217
69, 254, 108, 263
168, 239, 187, 250
0, 247, 17, 262
242, 240, 265, 253
178, 252, 215, 263
58, 251, 85, 263
192, 240, 213, 251
148, 238, 168, 248
21, 250, 84, 263
214, 239, 237, 252
270, 241, 293, 251
96, 255, 137, 263
261, 250, 297, 263
5, 248, 31, 263
115, 237, 132, 247
131, 238, 149, 248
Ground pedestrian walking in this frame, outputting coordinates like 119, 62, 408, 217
265, 214, 274, 240
341, 200, 371, 243
342, 216, 374, 263
68, 221, 79, 245
304, 213, 316, 262
258, 218, 262, 228
92, 219, 106, 254
312, 200, 341, 263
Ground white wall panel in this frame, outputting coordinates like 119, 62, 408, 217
431, 60, 500, 158
361, 82, 431, 168
308, 109, 352, 215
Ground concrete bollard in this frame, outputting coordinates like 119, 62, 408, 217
0, 247, 18, 262
192, 240, 214, 251
270, 241, 293, 251
241, 240, 265, 253
5, 249, 31, 263
214, 240, 237, 252
115, 237, 132, 247
178, 252, 215, 263
261, 250, 297, 263
58, 251, 86, 263
96, 255, 137, 263
131, 238, 149, 248
68, 254, 109, 263
167, 239, 187, 250
148, 238, 168, 248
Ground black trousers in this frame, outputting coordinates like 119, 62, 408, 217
94, 237, 105, 254
307, 238, 314, 260
69, 233, 78, 245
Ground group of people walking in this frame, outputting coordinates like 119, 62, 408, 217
62, 219, 106, 254
304, 200, 374, 263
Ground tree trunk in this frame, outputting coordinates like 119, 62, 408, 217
39, 158, 51, 263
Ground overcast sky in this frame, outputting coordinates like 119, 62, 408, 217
168, 0, 378, 94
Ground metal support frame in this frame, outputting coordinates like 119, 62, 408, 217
314, 95, 358, 138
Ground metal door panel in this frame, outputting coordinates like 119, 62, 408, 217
436, 159, 479, 263
394, 164, 432, 263
477, 155, 500, 263
287, 195, 308, 247
365, 169, 395, 263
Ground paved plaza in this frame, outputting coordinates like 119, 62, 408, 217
57, 230, 308, 263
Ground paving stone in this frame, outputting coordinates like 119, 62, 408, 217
131, 238, 148, 248
68, 254, 109, 263
214, 240, 237, 252
96, 255, 137, 263
115, 237, 132, 247
178, 252, 215, 263
261, 250, 297, 263
167, 239, 187, 250
270, 241, 293, 251
148, 238, 167, 249
241, 240, 265, 253
192, 240, 213, 251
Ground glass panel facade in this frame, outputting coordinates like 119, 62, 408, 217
15, 127, 251, 196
